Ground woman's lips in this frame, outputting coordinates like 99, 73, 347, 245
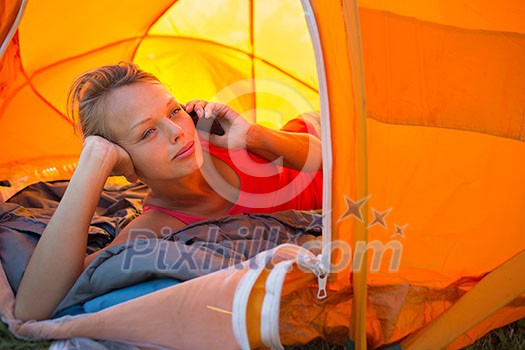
174, 142, 195, 159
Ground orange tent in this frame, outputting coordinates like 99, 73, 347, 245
1, 0, 524, 349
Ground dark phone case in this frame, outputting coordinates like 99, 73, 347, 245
188, 110, 225, 136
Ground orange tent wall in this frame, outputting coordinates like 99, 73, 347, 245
356, 1, 525, 291
349, 0, 525, 283
346, 1, 525, 347
310, 0, 525, 281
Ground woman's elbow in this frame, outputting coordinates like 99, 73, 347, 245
14, 298, 51, 322
14, 300, 31, 321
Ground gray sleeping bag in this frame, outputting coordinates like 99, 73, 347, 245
0, 181, 322, 318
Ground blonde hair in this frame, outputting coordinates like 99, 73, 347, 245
67, 61, 160, 141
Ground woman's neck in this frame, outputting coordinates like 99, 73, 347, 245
142, 152, 241, 217
145, 169, 212, 207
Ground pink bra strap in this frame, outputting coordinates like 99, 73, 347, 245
143, 205, 206, 225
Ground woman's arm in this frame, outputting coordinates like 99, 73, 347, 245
14, 136, 136, 321
185, 101, 322, 172
245, 122, 322, 172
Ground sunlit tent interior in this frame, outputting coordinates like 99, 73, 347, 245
1, 0, 524, 349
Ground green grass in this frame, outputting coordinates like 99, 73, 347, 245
0, 321, 50, 350
1, 318, 523, 349
283, 320, 525, 349
464, 319, 525, 350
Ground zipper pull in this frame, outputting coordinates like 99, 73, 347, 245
317, 272, 328, 299
315, 254, 328, 299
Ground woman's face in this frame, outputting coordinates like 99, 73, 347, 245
104, 82, 203, 182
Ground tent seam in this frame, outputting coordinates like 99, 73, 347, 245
27, 36, 318, 96
130, 0, 179, 62
368, 114, 525, 143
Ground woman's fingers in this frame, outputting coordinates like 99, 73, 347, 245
186, 100, 229, 119
203, 102, 221, 119
112, 145, 137, 181
84, 136, 137, 181
185, 100, 208, 117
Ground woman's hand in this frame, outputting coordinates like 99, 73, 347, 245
185, 100, 254, 149
184, 101, 321, 172
82, 136, 138, 182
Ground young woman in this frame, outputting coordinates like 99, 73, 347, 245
14, 61, 322, 321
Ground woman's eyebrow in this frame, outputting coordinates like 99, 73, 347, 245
130, 117, 152, 132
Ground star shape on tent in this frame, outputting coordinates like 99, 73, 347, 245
338, 195, 370, 223
391, 224, 408, 238
367, 207, 393, 229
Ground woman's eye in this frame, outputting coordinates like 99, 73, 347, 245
142, 128, 156, 139
169, 108, 181, 119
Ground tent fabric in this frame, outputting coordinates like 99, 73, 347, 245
359, 7, 525, 141
0, 0, 524, 349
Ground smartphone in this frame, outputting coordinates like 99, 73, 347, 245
185, 108, 225, 136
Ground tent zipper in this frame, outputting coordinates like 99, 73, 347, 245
314, 254, 328, 299
297, 252, 328, 299
301, 0, 334, 283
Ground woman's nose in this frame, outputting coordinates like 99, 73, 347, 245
166, 120, 183, 143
